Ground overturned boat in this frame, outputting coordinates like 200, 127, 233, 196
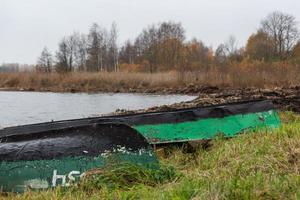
0, 123, 157, 192
0, 100, 280, 192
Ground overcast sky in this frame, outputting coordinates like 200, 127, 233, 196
1, 0, 300, 64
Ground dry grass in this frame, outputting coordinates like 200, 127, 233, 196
0, 63, 299, 93
0, 72, 179, 93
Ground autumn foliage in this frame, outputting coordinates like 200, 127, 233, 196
32, 11, 300, 81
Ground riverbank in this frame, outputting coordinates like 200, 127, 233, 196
3, 112, 300, 200
0, 69, 300, 94
0, 71, 299, 112
109, 86, 300, 115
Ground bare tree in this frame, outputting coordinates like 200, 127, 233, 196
119, 40, 136, 64
55, 37, 72, 73
67, 34, 78, 71
214, 36, 238, 64
260, 11, 299, 59
157, 21, 185, 42
72, 32, 88, 71
37, 47, 53, 73
108, 22, 119, 71
135, 25, 159, 72
215, 44, 228, 65
225, 35, 238, 56
55, 38, 68, 72
87, 23, 108, 71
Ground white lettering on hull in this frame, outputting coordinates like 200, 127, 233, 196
52, 170, 85, 187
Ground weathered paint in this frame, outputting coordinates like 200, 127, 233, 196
0, 150, 158, 193
0, 100, 276, 138
0, 123, 158, 193
0, 101, 281, 193
134, 110, 280, 144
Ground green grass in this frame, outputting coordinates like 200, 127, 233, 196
2, 112, 300, 200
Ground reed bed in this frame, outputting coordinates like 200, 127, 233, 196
0, 63, 300, 93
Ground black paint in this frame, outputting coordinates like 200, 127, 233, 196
0, 100, 275, 139
0, 123, 150, 162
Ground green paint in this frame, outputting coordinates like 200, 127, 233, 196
0, 109, 281, 192
0, 150, 158, 193
134, 110, 281, 144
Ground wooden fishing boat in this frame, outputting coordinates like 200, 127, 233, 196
0, 100, 280, 192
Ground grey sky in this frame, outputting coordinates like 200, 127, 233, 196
1, 0, 299, 64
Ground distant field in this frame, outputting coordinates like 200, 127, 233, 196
0, 64, 300, 94
2, 112, 300, 200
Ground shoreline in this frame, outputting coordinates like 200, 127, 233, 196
105, 86, 300, 115
0, 85, 299, 112
0, 84, 219, 95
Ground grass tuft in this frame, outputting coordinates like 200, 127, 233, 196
79, 163, 180, 191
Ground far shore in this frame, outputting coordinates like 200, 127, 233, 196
0, 71, 300, 94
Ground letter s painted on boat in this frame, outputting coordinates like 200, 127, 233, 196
66, 171, 81, 186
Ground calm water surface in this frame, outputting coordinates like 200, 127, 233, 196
0, 91, 196, 128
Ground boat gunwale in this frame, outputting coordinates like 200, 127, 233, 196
0, 99, 275, 138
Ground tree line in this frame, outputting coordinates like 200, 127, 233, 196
37, 22, 118, 73
37, 11, 300, 73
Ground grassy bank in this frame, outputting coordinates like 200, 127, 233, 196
1, 64, 300, 93
2, 112, 300, 200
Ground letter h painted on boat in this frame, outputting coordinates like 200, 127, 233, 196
52, 170, 81, 187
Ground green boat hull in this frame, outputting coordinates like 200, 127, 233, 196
0, 100, 281, 192
134, 110, 280, 144
0, 124, 158, 192
0, 152, 157, 193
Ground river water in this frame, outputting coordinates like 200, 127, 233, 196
0, 91, 196, 128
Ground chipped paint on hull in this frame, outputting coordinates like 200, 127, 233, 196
0, 151, 158, 193
134, 110, 280, 144
0, 101, 281, 193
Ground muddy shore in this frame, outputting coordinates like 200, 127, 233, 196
111, 85, 300, 114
